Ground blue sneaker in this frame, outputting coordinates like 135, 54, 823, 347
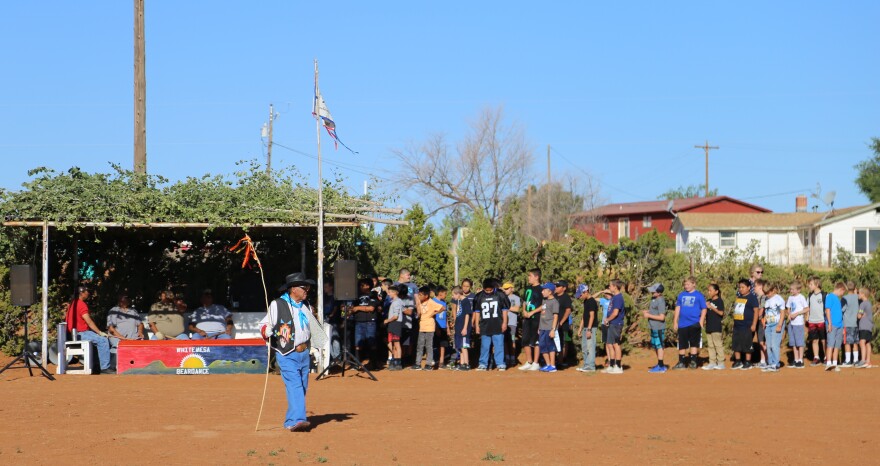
647, 364, 659, 372
539, 366, 549, 372
546, 365, 557, 372
649, 365, 666, 373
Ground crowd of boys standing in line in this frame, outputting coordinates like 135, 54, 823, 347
323, 265, 875, 374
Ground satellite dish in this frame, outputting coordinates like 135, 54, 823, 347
666, 200, 674, 212
822, 191, 837, 207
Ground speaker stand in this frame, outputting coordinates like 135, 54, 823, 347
0, 306, 56, 381
317, 303, 377, 381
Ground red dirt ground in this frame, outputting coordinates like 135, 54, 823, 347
1, 350, 877, 465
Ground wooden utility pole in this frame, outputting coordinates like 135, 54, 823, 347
133, 0, 147, 174
546, 144, 552, 239
694, 140, 719, 197
265, 104, 274, 173
526, 185, 532, 237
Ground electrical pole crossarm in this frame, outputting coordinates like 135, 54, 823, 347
694, 141, 719, 197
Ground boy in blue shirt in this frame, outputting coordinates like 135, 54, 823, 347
433, 286, 450, 368
824, 282, 846, 372
601, 280, 626, 374
673, 276, 707, 370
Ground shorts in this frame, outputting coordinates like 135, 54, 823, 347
538, 330, 556, 354
860, 330, 873, 342
844, 327, 859, 345
788, 324, 805, 347
354, 321, 377, 348
600, 325, 608, 344
732, 328, 753, 353
756, 322, 765, 343
522, 318, 540, 347
678, 324, 701, 350
387, 332, 400, 343
650, 329, 665, 350
560, 322, 572, 343
434, 328, 450, 348
606, 323, 623, 346
826, 326, 843, 349
388, 321, 402, 337
506, 325, 517, 343
807, 322, 826, 340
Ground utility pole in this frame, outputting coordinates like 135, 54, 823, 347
526, 185, 532, 238
546, 144, 552, 240
265, 103, 275, 173
694, 140, 719, 197
133, 0, 147, 174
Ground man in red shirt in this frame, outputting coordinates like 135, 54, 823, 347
66, 286, 113, 374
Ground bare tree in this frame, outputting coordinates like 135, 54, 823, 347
393, 106, 533, 225
515, 171, 605, 241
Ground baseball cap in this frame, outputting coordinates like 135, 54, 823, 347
502, 282, 514, 290
554, 279, 569, 288
575, 284, 589, 297
647, 283, 665, 293
541, 282, 556, 293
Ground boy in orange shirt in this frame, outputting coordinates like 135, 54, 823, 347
412, 286, 442, 370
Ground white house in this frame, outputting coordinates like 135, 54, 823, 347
671, 203, 880, 267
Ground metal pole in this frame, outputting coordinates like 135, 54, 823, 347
41, 221, 49, 366
314, 60, 325, 326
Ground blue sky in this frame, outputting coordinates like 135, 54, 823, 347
1, 1, 878, 214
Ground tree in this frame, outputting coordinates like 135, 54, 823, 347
373, 205, 451, 285
855, 137, 880, 202
512, 174, 603, 242
392, 106, 534, 225
658, 184, 718, 200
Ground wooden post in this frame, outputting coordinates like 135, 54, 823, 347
134, 0, 147, 174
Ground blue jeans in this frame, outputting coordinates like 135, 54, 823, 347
581, 328, 597, 370
765, 326, 782, 367
191, 332, 231, 340
276, 349, 310, 427
79, 330, 111, 370
479, 333, 505, 369
354, 321, 377, 349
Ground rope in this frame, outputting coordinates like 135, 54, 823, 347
229, 235, 272, 432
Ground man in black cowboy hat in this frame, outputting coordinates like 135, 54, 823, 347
259, 272, 317, 432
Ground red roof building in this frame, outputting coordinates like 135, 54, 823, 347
571, 196, 772, 244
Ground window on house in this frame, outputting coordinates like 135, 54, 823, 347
643, 215, 652, 228
854, 229, 880, 254
603, 219, 609, 231
719, 231, 736, 249
618, 218, 630, 240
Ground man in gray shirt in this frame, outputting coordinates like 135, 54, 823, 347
642, 283, 667, 372
538, 283, 560, 372
841, 282, 860, 367
107, 294, 144, 345
806, 277, 827, 366
856, 288, 873, 368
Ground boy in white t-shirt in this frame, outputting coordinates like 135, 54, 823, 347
785, 281, 809, 369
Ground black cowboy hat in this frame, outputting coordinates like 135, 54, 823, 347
278, 272, 317, 293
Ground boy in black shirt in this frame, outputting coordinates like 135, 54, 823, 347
518, 268, 544, 371
703, 283, 725, 370
575, 284, 598, 372
351, 278, 380, 369
732, 279, 760, 370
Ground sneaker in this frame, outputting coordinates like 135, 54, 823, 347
742, 362, 753, 370
834, 366, 841, 372
855, 361, 867, 368
518, 362, 532, 371
757, 362, 767, 369
841, 362, 853, 368
731, 362, 743, 370
527, 362, 541, 371
810, 358, 821, 367
672, 362, 687, 370
476, 366, 488, 371
539, 366, 550, 372
610, 366, 623, 374
701, 364, 716, 371
824, 364, 834, 372
288, 421, 311, 432
649, 365, 666, 373
714, 364, 725, 370
546, 365, 557, 373
576, 366, 590, 372
497, 366, 507, 372
688, 360, 698, 370
410, 365, 422, 371
796, 361, 805, 369
457, 364, 470, 371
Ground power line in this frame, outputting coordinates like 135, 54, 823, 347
549, 147, 645, 201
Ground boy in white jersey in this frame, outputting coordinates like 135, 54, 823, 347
785, 281, 808, 368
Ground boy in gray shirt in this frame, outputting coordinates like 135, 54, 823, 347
384, 285, 405, 370
842, 282, 860, 367
538, 283, 560, 372
857, 287, 874, 368
642, 283, 667, 373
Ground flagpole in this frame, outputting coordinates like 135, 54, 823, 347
314, 59, 325, 328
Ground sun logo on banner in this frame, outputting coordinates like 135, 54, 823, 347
180, 354, 207, 369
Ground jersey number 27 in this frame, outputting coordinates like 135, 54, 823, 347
481, 301, 499, 319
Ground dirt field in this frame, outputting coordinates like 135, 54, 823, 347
1, 350, 878, 465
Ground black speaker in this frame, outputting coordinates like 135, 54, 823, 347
333, 260, 358, 301
10, 265, 36, 307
